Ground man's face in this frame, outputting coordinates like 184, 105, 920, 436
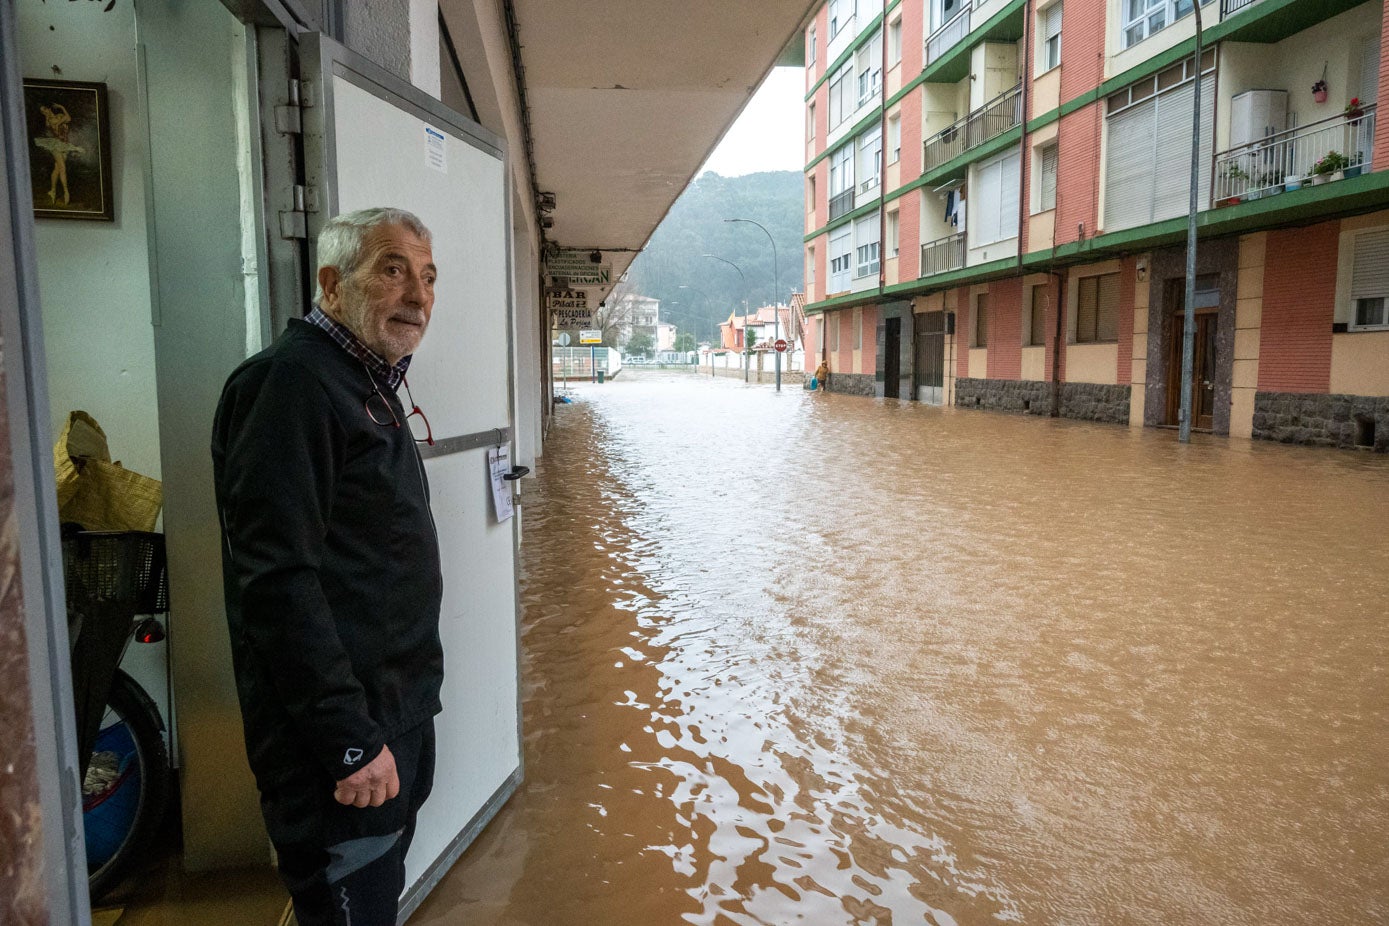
320, 223, 437, 364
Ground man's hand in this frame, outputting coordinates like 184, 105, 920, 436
333, 745, 399, 808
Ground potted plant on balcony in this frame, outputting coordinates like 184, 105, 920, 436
1312, 150, 1349, 184
1311, 74, 1328, 104
1220, 162, 1251, 204
1259, 168, 1285, 196
1345, 97, 1365, 120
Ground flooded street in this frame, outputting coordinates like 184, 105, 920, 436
411, 372, 1388, 926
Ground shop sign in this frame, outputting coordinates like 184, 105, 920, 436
548, 289, 593, 329
546, 250, 611, 285
579, 330, 603, 345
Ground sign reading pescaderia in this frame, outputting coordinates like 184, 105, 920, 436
546, 249, 612, 286
547, 288, 593, 329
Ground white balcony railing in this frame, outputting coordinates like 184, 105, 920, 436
1213, 105, 1376, 202
1219, 0, 1262, 18
920, 232, 966, 277
925, 7, 970, 65
923, 83, 1023, 172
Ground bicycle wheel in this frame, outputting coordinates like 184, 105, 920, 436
83, 669, 171, 900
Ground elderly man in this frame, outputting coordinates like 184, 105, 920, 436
212, 207, 442, 926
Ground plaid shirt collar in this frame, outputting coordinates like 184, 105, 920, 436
305, 307, 411, 390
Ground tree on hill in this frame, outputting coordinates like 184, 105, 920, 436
626, 170, 803, 344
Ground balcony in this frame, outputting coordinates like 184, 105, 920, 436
1213, 105, 1376, 203
923, 83, 1022, 172
1219, 0, 1260, 16
925, 7, 970, 65
920, 232, 966, 277
829, 189, 856, 221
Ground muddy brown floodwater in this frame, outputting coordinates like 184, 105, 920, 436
410, 373, 1389, 926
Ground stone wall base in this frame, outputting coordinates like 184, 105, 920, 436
826, 373, 877, 397
1252, 392, 1389, 452
956, 378, 1131, 425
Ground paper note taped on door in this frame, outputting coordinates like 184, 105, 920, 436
424, 125, 447, 173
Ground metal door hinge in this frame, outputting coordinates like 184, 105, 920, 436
279, 184, 307, 239
274, 79, 304, 134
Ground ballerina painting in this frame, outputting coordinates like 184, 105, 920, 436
23, 79, 113, 221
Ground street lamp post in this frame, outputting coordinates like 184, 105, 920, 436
726, 218, 781, 391
1179, 1, 1205, 444
703, 254, 749, 383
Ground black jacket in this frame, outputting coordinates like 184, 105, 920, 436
212, 320, 444, 788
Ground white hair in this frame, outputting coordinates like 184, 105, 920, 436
313, 207, 433, 304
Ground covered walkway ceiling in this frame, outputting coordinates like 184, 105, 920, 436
508, 0, 814, 292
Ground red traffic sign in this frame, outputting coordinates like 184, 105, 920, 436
774, 338, 789, 353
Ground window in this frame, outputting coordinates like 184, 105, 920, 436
1350, 229, 1389, 329
887, 114, 901, 163
856, 31, 883, 107
1036, 142, 1058, 213
828, 310, 840, 351
888, 17, 902, 66
807, 175, 817, 212
973, 294, 989, 347
1123, 0, 1212, 49
829, 0, 855, 39
829, 143, 855, 217
808, 102, 816, 141
854, 213, 880, 278
854, 308, 863, 350
828, 62, 853, 129
1075, 273, 1120, 343
886, 210, 900, 257
973, 148, 1022, 246
808, 23, 817, 66
1027, 285, 1048, 346
858, 125, 883, 193
829, 228, 853, 292
807, 246, 817, 284
1105, 55, 1214, 232
1041, 2, 1062, 71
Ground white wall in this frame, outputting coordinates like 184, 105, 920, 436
18, 0, 162, 479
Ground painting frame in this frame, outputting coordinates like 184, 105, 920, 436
22, 78, 114, 222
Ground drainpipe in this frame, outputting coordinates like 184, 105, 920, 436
1050, 267, 1066, 417
1016, 0, 1033, 266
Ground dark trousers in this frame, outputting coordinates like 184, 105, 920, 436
259, 720, 436, 926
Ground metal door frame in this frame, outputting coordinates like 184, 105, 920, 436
0, 0, 330, 915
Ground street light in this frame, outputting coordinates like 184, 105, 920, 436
703, 254, 749, 383
678, 284, 715, 378
726, 218, 781, 391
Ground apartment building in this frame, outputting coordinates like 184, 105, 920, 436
802, 0, 1389, 450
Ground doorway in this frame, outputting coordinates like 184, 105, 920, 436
915, 311, 945, 404
882, 317, 901, 398
1165, 275, 1220, 431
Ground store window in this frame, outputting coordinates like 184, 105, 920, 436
1075, 273, 1120, 343
1026, 284, 1048, 346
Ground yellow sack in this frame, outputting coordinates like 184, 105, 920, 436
53, 411, 163, 532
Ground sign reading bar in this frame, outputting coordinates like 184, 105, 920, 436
579, 329, 603, 345
547, 250, 612, 286
548, 288, 593, 329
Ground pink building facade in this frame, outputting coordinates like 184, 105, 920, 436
803, 0, 1389, 450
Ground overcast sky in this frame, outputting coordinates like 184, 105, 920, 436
698, 68, 804, 177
